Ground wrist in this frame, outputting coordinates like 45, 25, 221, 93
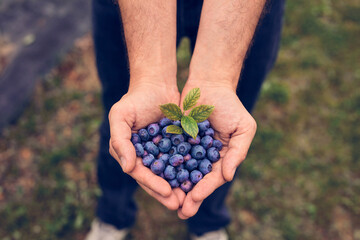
129, 75, 178, 94
129, 59, 177, 91
187, 69, 239, 92
188, 58, 242, 92
129, 59, 177, 82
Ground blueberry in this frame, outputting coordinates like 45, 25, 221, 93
131, 133, 141, 144
134, 143, 144, 157
164, 165, 176, 180
142, 154, 155, 167
188, 136, 201, 145
183, 154, 191, 162
207, 147, 220, 162
191, 145, 206, 160
190, 170, 203, 184
200, 135, 213, 150
176, 164, 185, 171
169, 154, 184, 167
152, 135, 163, 145
147, 123, 160, 137
185, 159, 198, 171
212, 140, 223, 151
162, 126, 172, 138
138, 129, 150, 141
168, 146, 178, 155
180, 180, 193, 193
159, 153, 170, 164
150, 159, 165, 175
144, 141, 159, 156
159, 172, 165, 178
143, 150, 148, 156
177, 142, 191, 156
198, 120, 210, 132
204, 128, 214, 137
159, 117, 172, 127
171, 134, 184, 146
169, 179, 180, 188
177, 169, 190, 183
158, 138, 171, 153
198, 159, 212, 175
172, 120, 181, 126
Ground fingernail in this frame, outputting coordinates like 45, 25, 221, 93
120, 156, 127, 169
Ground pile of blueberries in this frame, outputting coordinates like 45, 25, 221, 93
131, 118, 222, 193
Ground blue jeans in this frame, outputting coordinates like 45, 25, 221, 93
92, 0, 285, 236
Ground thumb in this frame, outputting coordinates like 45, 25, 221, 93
109, 107, 136, 173
222, 122, 256, 181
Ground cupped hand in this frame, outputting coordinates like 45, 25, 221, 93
108, 81, 186, 210
177, 81, 257, 219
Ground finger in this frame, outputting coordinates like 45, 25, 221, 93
129, 160, 172, 197
110, 145, 171, 197
109, 139, 136, 174
178, 191, 203, 218
190, 163, 226, 202
109, 107, 136, 173
173, 188, 186, 207
138, 183, 179, 211
222, 122, 256, 182
177, 209, 189, 220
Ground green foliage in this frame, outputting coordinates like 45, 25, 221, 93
183, 87, 200, 111
160, 88, 214, 138
189, 105, 215, 123
180, 116, 199, 140
159, 103, 183, 120
166, 125, 183, 134
262, 81, 289, 105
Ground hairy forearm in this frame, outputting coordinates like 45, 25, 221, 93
188, 0, 266, 89
118, 0, 177, 87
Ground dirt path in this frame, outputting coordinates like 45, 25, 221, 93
0, 0, 91, 131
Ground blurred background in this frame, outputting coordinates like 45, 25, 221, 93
0, 0, 359, 239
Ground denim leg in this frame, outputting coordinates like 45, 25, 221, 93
186, 0, 285, 235
92, 0, 138, 230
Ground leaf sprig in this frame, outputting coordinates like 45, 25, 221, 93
159, 88, 214, 139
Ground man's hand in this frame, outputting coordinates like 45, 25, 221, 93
177, 81, 257, 219
113, 0, 182, 209
108, 81, 186, 210
176, 0, 264, 219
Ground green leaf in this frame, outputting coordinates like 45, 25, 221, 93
159, 103, 183, 120
188, 105, 215, 123
183, 88, 200, 111
181, 116, 199, 139
166, 125, 183, 135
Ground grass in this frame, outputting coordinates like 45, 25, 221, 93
1, 0, 360, 239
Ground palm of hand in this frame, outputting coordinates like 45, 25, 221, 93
115, 85, 179, 129
177, 83, 257, 218
109, 83, 185, 210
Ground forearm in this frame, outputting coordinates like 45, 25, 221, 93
117, 0, 177, 88
188, 0, 266, 90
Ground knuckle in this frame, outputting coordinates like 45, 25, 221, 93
110, 139, 121, 154
166, 202, 179, 211
108, 103, 121, 120
108, 106, 115, 120
225, 174, 234, 182
249, 117, 257, 132
192, 191, 203, 202
239, 151, 248, 162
